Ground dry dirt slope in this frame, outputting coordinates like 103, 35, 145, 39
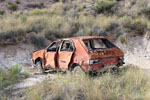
117, 34, 150, 69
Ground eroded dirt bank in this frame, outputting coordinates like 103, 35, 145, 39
117, 35, 150, 69
0, 43, 36, 71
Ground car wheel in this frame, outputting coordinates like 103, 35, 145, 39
36, 61, 45, 74
111, 67, 119, 74
72, 66, 85, 76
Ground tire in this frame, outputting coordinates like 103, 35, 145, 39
72, 66, 85, 76
36, 61, 45, 74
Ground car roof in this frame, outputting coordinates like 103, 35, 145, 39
58, 36, 106, 41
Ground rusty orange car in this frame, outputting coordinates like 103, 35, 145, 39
31, 36, 124, 73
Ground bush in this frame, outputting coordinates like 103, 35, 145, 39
19, 15, 27, 22
27, 16, 49, 33
139, 7, 150, 19
27, 3, 45, 9
131, 20, 147, 35
15, 0, 20, 4
8, 3, 18, 11
119, 16, 147, 35
0, 10, 5, 15
30, 9, 44, 16
29, 33, 46, 48
95, 0, 116, 14
120, 36, 128, 44
8, 65, 22, 76
0, 65, 28, 90
0, 69, 6, 83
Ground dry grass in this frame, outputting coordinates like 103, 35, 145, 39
0, 0, 150, 46
25, 66, 150, 100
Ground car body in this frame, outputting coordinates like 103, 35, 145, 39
31, 36, 124, 73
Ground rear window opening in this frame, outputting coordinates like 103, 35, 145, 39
83, 39, 116, 50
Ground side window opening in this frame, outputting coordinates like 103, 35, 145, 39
47, 42, 57, 52
60, 40, 74, 52
102, 39, 115, 48
83, 39, 116, 50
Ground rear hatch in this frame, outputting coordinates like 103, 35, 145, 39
83, 38, 124, 60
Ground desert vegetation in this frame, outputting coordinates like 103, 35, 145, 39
24, 66, 150, 100
0, 0, 150, 99
0, 0, 150, 47
0, 65, 29, 90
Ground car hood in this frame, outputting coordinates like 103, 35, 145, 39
88, 48, 124, 59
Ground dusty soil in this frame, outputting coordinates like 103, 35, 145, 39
117, 35, 150, 69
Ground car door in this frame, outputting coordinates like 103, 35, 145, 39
57, 40, 75, 69
44, 41, 59, 69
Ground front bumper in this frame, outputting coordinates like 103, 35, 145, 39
31, 59, 36, 68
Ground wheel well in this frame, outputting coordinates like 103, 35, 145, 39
35, 57, 42, 64
69, 63, 80, 71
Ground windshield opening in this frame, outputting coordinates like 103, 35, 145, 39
83, 39, 116, 50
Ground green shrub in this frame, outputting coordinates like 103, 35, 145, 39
8, 65, 22, 76
119, 16, 147, 35
120, 36, 128, 44
139, 7, 150, 19
0, 69, 6, 83
131, 20, 147, 35
19, 15, 27, 22
0, 10, 5, 15
27, 17, 49, 33
15, 0, 20, 4
29, 34, 46, 48
8, 3, 18, 11
0, 65, 29, 89
27, 3, 45, 9
95, 0, 116, 14
30, 9, 44, 16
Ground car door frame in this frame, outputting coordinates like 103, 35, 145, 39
57, 40, 75, 69
43, 41, 61, 69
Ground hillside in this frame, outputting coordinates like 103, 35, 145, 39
0, 0, 150, 100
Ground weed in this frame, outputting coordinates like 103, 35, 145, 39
15, 0, 20, 4
0, 10, 5, 15
19, 15, 27, 22
0, 65, 28, 90
8, 3, 18, 11
95, 0, 116, 14
120, 36, 128, 44
8, 65, 22, 76
30, 9, 44, 16
0, 69, 6, 83
29, 34, 46, 48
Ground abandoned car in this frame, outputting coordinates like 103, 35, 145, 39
31, 36, 124, 73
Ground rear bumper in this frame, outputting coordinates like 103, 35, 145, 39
88, 60, 125, 72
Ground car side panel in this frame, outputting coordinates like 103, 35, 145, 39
58, 52, 73, 69
70, 39, 90, 71
32, 49, 45, 64
44, 52, 56, 69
